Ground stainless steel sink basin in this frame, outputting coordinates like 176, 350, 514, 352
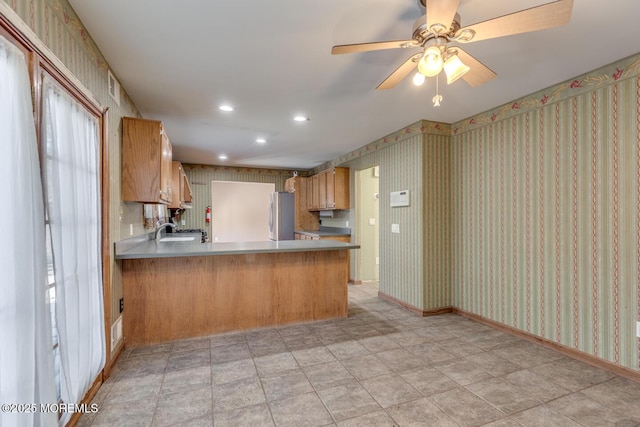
158, 236, 196, 242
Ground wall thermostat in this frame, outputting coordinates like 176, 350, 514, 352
390, 190, 410, 207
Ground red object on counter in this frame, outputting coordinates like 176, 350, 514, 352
205, 206, 211, 223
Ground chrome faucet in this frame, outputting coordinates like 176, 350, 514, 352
155, 222, 177, 240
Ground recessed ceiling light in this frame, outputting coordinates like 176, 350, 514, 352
256, 138, 267, 144
293, 115, 309, 122
219, 105, 234, 112
218, 154, 228, 160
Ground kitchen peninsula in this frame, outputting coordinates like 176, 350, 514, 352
115, 236, 359, 346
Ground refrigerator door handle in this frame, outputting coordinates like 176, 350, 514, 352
268, 196, 273, 232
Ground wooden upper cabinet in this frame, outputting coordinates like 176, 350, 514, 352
307, 167, 350, 211
182, 168, 193, 204
318, 171, 327, 209
306, 177, 314, 210
325, 169, 335, 209
122, 117, 173, 203
327, 167, 349, 210
169, 161, 194, 209
311, 174, 320, 210
287, 176, 319, 231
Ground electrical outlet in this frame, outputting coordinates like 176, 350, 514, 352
369, 218, 376, 226
346, 221, 349, 228
637, 321, 640, 338
119, 298, 124, 313
129, 224, 133, 236
181, 219, 186, 226
391, 224, 400, 233
376, 257, 379, 265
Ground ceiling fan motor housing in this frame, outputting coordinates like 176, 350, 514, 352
412, 13, 461, 44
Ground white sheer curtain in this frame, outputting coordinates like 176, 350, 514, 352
0, 36, 58, 426
42, 76, 105, 422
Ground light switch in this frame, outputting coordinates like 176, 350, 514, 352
392, 224, 400, 233
369, 218, 376, 226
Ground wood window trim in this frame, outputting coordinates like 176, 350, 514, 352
0, 10, 112, 422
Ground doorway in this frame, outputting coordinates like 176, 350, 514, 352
356, 166, 380, 282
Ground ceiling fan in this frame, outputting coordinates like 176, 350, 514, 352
331, 0, 574, 103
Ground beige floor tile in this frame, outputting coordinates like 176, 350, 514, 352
548, 392, 639, 426
213, 403, 275, 427
400, 366, 459, 397
335, 410, 397, 427
254, 352, 299, 378
466, 376, 542, 415
152, 386, 212, 427
161, 365, 211, 395
326, 340, 370, 360
429, 388, 503, 426
212, 377, 266, 413
269, 392, 333, 427
340, 354, 392, 381
360, 374, 421, 408
211, 358, 257, 385
529, 357, 614, 392
386, 397, 458, 426
261, 369, 314, 402
580, 376, 640, 421
433, 358, 494, 386
510, 404, 582, 426
291, 346, 337, 367
302, 361, 356, 390
317, 382, 381, 422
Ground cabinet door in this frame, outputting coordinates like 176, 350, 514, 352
160, 129, 173, 203
306, 177, 313, 210
333, 167, 350, 210
182, 168, 193, 203
122, 117, 170, 203
318, 171, 327, 209
168, 161, 183, 209
325, 169, 336, 209
311, 175, 319, 210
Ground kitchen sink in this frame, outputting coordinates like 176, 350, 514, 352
158, 236, 196, 242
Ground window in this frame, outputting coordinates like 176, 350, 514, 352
0, 16, 109, 425
41, 73, 105, 423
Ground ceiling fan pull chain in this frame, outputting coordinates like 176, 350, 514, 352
433, 74, 442, 107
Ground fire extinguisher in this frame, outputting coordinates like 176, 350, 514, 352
205, 206, 211, 224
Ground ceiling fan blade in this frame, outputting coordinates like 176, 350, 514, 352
455, 0, 573, 43
454, 47, 497, 87
331, 40, 418, 55
376, 54, 420, 90
425, 0, 461, 33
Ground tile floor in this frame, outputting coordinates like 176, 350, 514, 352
78, 282, 640, 426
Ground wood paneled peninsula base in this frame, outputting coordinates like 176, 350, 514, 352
117, 239, 357, 346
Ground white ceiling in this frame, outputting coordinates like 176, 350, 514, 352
68, 0, 640, 170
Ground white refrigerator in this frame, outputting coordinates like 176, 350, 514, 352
268, 192, 295, 240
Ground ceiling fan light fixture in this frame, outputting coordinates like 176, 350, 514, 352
443, 54, 470, 85
417, 46, 443, 77
412, 72, 426, 86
